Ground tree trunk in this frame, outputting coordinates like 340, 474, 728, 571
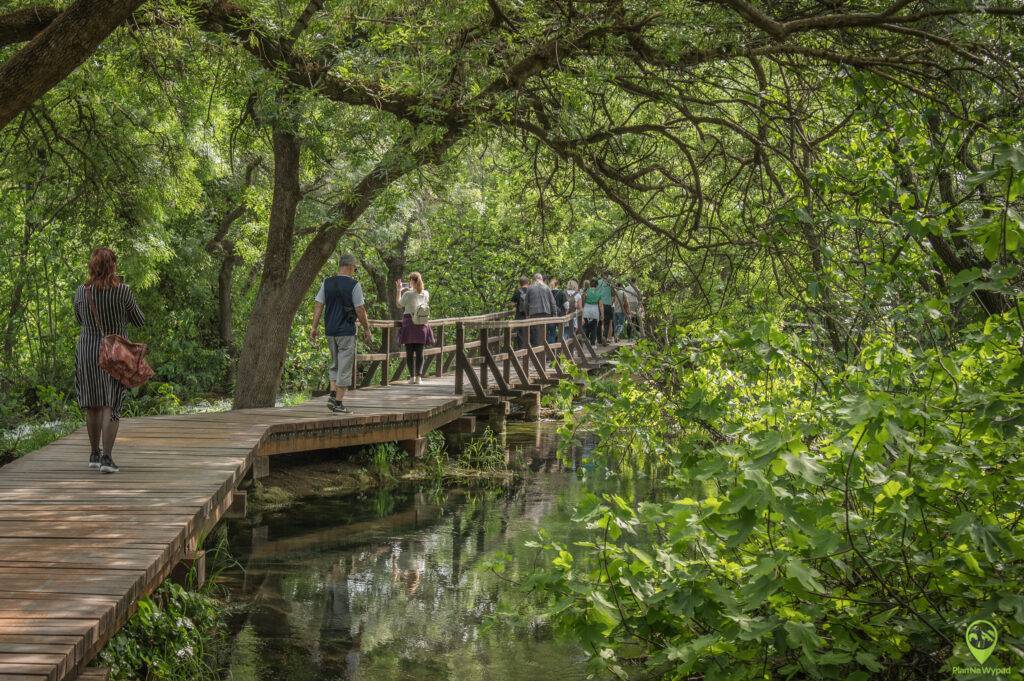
216, 242, 239, 352
2, 218, 36, 366
234, 281, 305, 408
233, 126, 462, 408
0, 6, 61, 48
891, 131, 1012, 317
0, 0, 144, 130
233, 128, 302, 409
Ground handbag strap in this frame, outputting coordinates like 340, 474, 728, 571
85, 285, 108, 336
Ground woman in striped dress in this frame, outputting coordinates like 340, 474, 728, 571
74, 247, 145, 473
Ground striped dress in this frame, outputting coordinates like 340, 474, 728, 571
73, 284, 145, 420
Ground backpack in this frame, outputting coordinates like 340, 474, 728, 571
553, 288, 567, 311
412, 302, 430, 325
516, 287, 529, 317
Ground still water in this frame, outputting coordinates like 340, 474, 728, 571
221, 422, 592, 681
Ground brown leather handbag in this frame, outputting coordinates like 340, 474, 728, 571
86, 285, 155, 388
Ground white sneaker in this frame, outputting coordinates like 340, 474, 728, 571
413, 375, 421, 384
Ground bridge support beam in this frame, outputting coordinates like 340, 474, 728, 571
441, 415, 476, 433
442, 430, 469, 457
226, 490, 247, 518
252, 455, 270, 480
514, 392, 541, 421
476, 402, 508, 433
400, 437, 427, 458
170, 550, 206, 589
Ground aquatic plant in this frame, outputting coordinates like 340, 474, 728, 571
425, 430, 448, 480
98, 581, 223, 681
367, 441, 407, 480
459, 427, 507, 470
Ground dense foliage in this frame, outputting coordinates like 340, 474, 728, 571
2, 0, 1024, 678
540, 287, 1024, 678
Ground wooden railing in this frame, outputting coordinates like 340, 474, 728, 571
352, 310, 600, 398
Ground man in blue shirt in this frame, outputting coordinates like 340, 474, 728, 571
311, 253, 373, 413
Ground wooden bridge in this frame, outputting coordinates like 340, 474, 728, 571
0, 309, 616, 681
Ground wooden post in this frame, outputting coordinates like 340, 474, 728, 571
517, 392, 541, 421
252, 455, 270, 480
226, 490, 247, 518
503, 326, 512, 385
482, 402, 508, 433
455, 322, 465, 395
479, 327, 489, 390
382, 325, 391, 386
170, 550, 206, 589
400, 437, 427, 458
436, 324, 444, 377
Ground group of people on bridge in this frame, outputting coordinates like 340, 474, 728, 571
510, 272, 643, 348
72, 248, 644, 473
308, 254, 643, 415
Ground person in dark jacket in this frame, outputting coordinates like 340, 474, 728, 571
74, 247, 145, 474
524, 273, 557, 347
311, 253, 373, 413
510, 275, 530, 348
548, 277, 566, 343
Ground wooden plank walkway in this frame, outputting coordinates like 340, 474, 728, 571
0, 340, 619, 681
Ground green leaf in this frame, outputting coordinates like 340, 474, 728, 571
783, 621, 821, 656
948, 268, 982, 287
782, 452, 825, 484
785, 558, 825, 592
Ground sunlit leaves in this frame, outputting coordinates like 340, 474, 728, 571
536, 304, 1024, 679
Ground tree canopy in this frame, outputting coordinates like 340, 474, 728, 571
1, 2, 1024, 675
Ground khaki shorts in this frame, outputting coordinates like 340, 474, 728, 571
328, 335, 356, 387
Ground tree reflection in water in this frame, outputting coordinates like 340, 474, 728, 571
222, 422, 593, 681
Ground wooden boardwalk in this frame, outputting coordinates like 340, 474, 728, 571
0, 320, 619, 681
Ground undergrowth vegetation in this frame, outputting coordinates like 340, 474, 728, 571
97, 529, 238, 681
535, 304, 1024, 680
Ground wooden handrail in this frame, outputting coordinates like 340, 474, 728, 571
468, 310, 579, 328
352, 308, 595, 393
363, 310, 512, 328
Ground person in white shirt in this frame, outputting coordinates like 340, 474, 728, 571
395, 272, 434, 384
564, 279, 582, 334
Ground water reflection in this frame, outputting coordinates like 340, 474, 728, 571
222, 422, 592, 681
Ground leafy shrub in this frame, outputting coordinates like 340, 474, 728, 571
531, 309, 1024, 680
97, 529, 235, 680
98, 582, 223, 681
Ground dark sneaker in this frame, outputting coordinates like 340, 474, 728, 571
99, 455, 119, 474
89, 450, 101, 469
328, 395, 338, 407
329, 402, 352, 414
